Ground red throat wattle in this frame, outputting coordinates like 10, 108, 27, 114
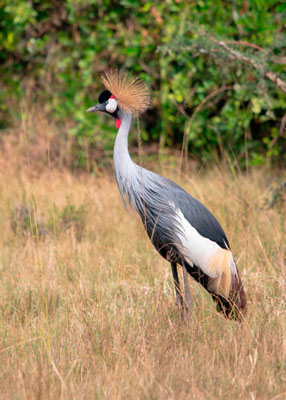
116, 117, 121, 129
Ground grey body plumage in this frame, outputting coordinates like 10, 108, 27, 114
114, 111, 228, 260
114, 112, 183, 255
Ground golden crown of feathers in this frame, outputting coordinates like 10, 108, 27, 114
101, 69, 151, 114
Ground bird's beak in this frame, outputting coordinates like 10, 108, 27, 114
86, 103, 106, 112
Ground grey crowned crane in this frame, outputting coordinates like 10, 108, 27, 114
87, 70, 246, 320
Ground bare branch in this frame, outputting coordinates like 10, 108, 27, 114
202, 34, 286, 93
226, 40, 264, 51
226, 40, 286, 64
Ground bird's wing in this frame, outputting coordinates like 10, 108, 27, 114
165, 179, 238, 299
167, 179, 230, 250
141, 172, 244, 310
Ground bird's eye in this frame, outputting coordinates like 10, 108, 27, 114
106, 97, 118, 113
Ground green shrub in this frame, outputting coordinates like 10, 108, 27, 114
1, 0, 285, 166
47, 201, 88, 240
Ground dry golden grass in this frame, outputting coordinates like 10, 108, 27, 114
0, 129, 285, 399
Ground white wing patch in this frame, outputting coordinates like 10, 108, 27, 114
171, 203, 237, 298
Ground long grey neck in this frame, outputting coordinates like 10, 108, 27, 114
114, 111, 133, 170
113, 111, 140, 206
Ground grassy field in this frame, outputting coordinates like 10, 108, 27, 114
0, 127, 285, 399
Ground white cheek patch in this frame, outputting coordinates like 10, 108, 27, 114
106, 98, 118, 113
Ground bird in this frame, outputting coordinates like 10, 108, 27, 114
87, 69, 246, 320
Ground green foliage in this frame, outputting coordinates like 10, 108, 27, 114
48, 201, 88, 240
9, 202, 45, 237
9, 199, 88, 240
0, 0, 285, 166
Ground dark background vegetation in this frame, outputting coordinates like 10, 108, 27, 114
1, 0, 285, 168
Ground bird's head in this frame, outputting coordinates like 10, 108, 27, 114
86, 69, 151, 129
87, 89, 121, 128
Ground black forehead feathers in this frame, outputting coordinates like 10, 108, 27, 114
98, 90, 112, 104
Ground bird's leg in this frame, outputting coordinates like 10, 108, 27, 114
182, 260, 191, 322
171, 262, 184, 313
